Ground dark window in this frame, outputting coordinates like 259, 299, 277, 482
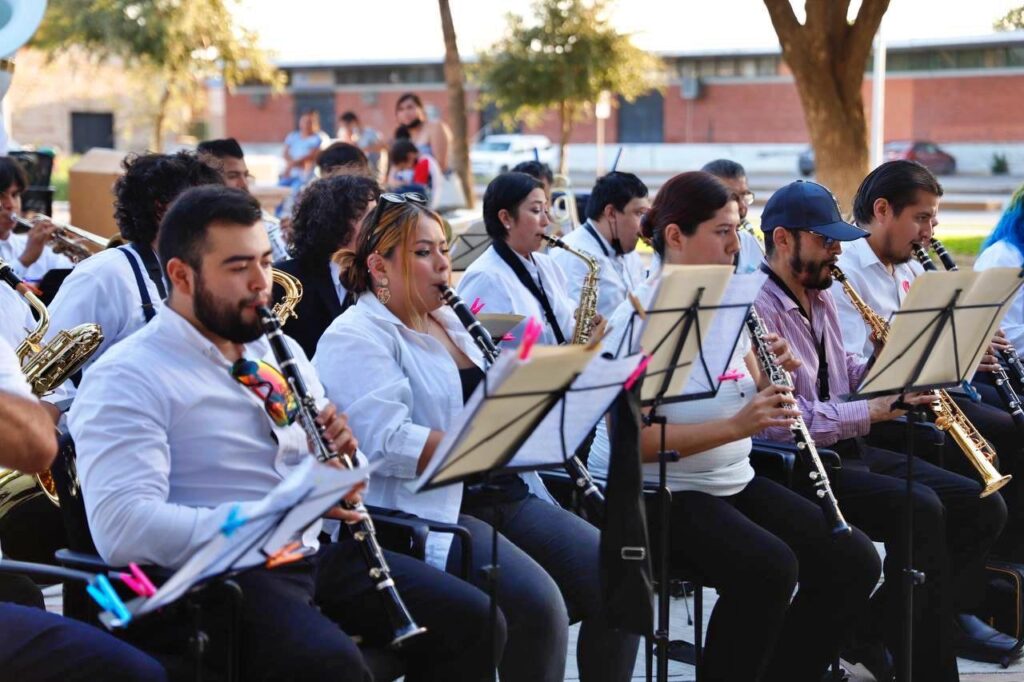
70, 112, 114, 154
617, 91, 664, 143
292, 93, 336, 137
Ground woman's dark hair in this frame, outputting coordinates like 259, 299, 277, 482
289, 174, 380, 263
585, 171, 649, 220
511, 160, 554, 186
482, 172, 543, 241
157, 185, 262, 281
114, 151, 224, 245
642, 171, 734, 257
396, 92, 424, 112
852, 160, 944, 226
0, 156, 28, 194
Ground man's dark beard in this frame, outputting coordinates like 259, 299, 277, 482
883, 233, 914, 265
193, 271, 263, 343
788, 232, 834, 290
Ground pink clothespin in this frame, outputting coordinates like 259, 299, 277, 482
470, 298, 485, 315
624, 354, 652, 391
518, 318, 542, 360
718, 368, 746, 382
502, 333, 516, 342
117, 563, 157, 598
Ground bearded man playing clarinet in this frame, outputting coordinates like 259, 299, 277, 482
754, 179, 1007, 681
68, 185, 500, 682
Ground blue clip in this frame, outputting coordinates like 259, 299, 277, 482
221, 504, 246, 536
961, 381, 981, 403
88, 574, 132, 626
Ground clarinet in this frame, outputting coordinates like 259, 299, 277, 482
746, 309, 851, 536
257, 306, 426, 648
438, 285, 606, 524
915, 244, 1024, 430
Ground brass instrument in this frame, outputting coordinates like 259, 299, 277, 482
542, 235, 600, 345
11, 212, 110, 263
831, 265, 1011, 497
271, 268, 303, 324
739, 218, 765, 255
549, 173, 580, 233
0, 258, 103, 509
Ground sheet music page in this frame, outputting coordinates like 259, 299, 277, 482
958, 267, 1024, 380
639, 264, 733, 402
412, 344, 597, 490
512, 353, 643, 468
682, 271, 767, 395
135, 459, 369, 616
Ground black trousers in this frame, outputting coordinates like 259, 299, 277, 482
648, 475, 879, 682
951, 378, 1024, 560
0, 602, 168, 682
822, 439, 1007, 682
124, 534, 502, 682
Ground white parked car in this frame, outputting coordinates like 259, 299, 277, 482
471, 134, 558, 177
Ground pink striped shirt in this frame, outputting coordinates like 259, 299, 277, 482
753, 272, 871, 446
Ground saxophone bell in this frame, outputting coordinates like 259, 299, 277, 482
542, 234, 600, 345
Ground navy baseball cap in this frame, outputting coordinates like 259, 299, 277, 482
760, 180, 867, 242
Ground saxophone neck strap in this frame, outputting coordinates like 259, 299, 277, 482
492, 239, 566, 345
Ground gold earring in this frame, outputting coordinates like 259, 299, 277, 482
376, 277, 391, 305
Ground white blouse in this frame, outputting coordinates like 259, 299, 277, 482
457, 244, 576, 346
588, 276, 756, 496
974, 239, 1024, 351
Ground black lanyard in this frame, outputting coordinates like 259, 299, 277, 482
760, 263, 831, 401
582, 222, 610, 257
583, 220, 635, 290
492, 240, 566, 344
133, 242, 168, 299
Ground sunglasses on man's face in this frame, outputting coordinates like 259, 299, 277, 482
230, 358, 300, 427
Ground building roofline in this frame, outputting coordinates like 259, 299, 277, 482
274, 30, 1024, 69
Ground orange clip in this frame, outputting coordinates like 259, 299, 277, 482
265, 540, 305, 569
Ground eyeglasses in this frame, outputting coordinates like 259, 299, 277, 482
739, 191, 755, 207
806, 230, 838, 249
230, 358, 300, 427
365, 192, 428, 253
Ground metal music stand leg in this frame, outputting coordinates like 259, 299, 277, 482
900, 407, 926, 682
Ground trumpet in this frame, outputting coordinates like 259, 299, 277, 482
831, 264, 1011, 497
549, 173, 580, 233
11, 212, 110, 263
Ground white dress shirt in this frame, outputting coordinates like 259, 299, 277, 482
550, 220, 644, 319
0, 280, 35, 349
833, 236, 924, 360
0, 231, 75, 281
588, 272, 756, 495
46, 246, 165, 372
975, 239, 1024, 351
328, 259, 348, 306
735, 230, 766, 275
314, 294, 481, 568
457, 244, 576, 346
0, 335, 31, 397
69, 306, 324, 568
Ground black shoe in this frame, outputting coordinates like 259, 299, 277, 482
821, 663, 851, 681
953, 613, 1023, 664
842, 637, 894, 682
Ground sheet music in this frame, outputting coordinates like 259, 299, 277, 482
682, 271, 767, 395
134, 459, 370, 616
412, 344, 597, 491
511, 353, 643, 468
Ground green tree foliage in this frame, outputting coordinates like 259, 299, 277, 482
32, 0, 284, 150
475, 0, 663, 174
995, 6, 1024, 30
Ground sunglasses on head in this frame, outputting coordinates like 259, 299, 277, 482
364, 192, 428, 253
230, 358, 300, 427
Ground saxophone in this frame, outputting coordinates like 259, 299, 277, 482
0, 258, 104, 512
542, 235, 600, 345
831, 265, 1011, 497
271, 268, 303, 324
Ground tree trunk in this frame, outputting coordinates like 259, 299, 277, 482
764, 0, 890, 211
153, 85, 172, 153
438, 0, 474, 209
557, 100, 574, 176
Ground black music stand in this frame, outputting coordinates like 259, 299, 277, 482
618, 266, 761, 682
413, 344, 622, 677
848, 267, 1024, 682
